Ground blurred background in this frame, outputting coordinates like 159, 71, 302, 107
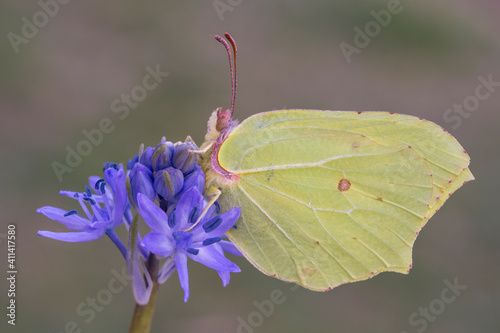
1, 0, 499, 332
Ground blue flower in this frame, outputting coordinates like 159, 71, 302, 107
37, 167, 128, 257
136, 187, 242, 302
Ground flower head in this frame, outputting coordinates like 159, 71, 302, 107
137, 187, 241, 302
128, 138, 200, 207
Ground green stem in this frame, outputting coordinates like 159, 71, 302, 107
128, 255, 160, 333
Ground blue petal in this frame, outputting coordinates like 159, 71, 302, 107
174, 252, 190, 302
103, 167, 119, 195
192, 207, 241, 241
36, 206, 89, 231
219, 240, 244, 257
136, 193, 170, 234
129, 253, 153, 306
187, 245, 241, 273
174, 187, 203, 231
158, 260, 176, 284
182, 165, 205, 194
127, 153, 139, 171
59, 190, 80, 199
130, 163, 156, 205
127, 227, 153, 306
152, 141, 174, 172
109, 169, 128, 228
91, 193, 106, 204
140, 146, 154, 171
202, 204, 217, 222
153, 167, 184, 201
217, 271, 231, 287
141, 232, 175, 257
173, 142, 197, 174
90, 219, 112, 230
37, 230, 105, 242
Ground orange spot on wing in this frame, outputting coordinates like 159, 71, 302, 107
338, 179, 351, 191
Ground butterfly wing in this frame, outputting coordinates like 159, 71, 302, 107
210, 110, 473, 291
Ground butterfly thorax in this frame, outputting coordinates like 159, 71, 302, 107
201, 108, 240, 190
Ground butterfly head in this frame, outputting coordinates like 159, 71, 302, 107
216, 107, 235, 132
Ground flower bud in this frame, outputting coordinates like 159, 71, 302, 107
173, 142, 197, 174
152, 140, 174, 172
182, 165, 205, 194
154, 167, 184, 201
139, 146, 154, 171
127, 154, 139, 171
129, 163, 155, 205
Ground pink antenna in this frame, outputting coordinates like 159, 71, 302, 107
215, 33, 238, 117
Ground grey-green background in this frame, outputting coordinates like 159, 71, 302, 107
1, 1, 499, 332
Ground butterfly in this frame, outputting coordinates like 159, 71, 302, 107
200, 34, 473, 291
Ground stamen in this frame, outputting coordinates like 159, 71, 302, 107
74, 193, 79, 198
75, 195, 93, 220
186, 248, 199, 255
202, 237, 221, 246
85, 186, 92, 197
95, 179, 105, 190
233, 225, 237, 229
103, 162, 119, 171
64, 210, 78, 217
203, 216, 222, 233
188, 206, 199, 224
83, 197, 96, 205
100, 182, 106, 194
214, 201, 221, 214
168, 211, 176, 228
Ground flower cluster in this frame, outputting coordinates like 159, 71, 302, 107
127, 138, 204, 206
37, 138, 242, 303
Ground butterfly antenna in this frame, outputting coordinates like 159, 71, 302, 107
225, 33, 237, 117
215, 33, 237, 118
